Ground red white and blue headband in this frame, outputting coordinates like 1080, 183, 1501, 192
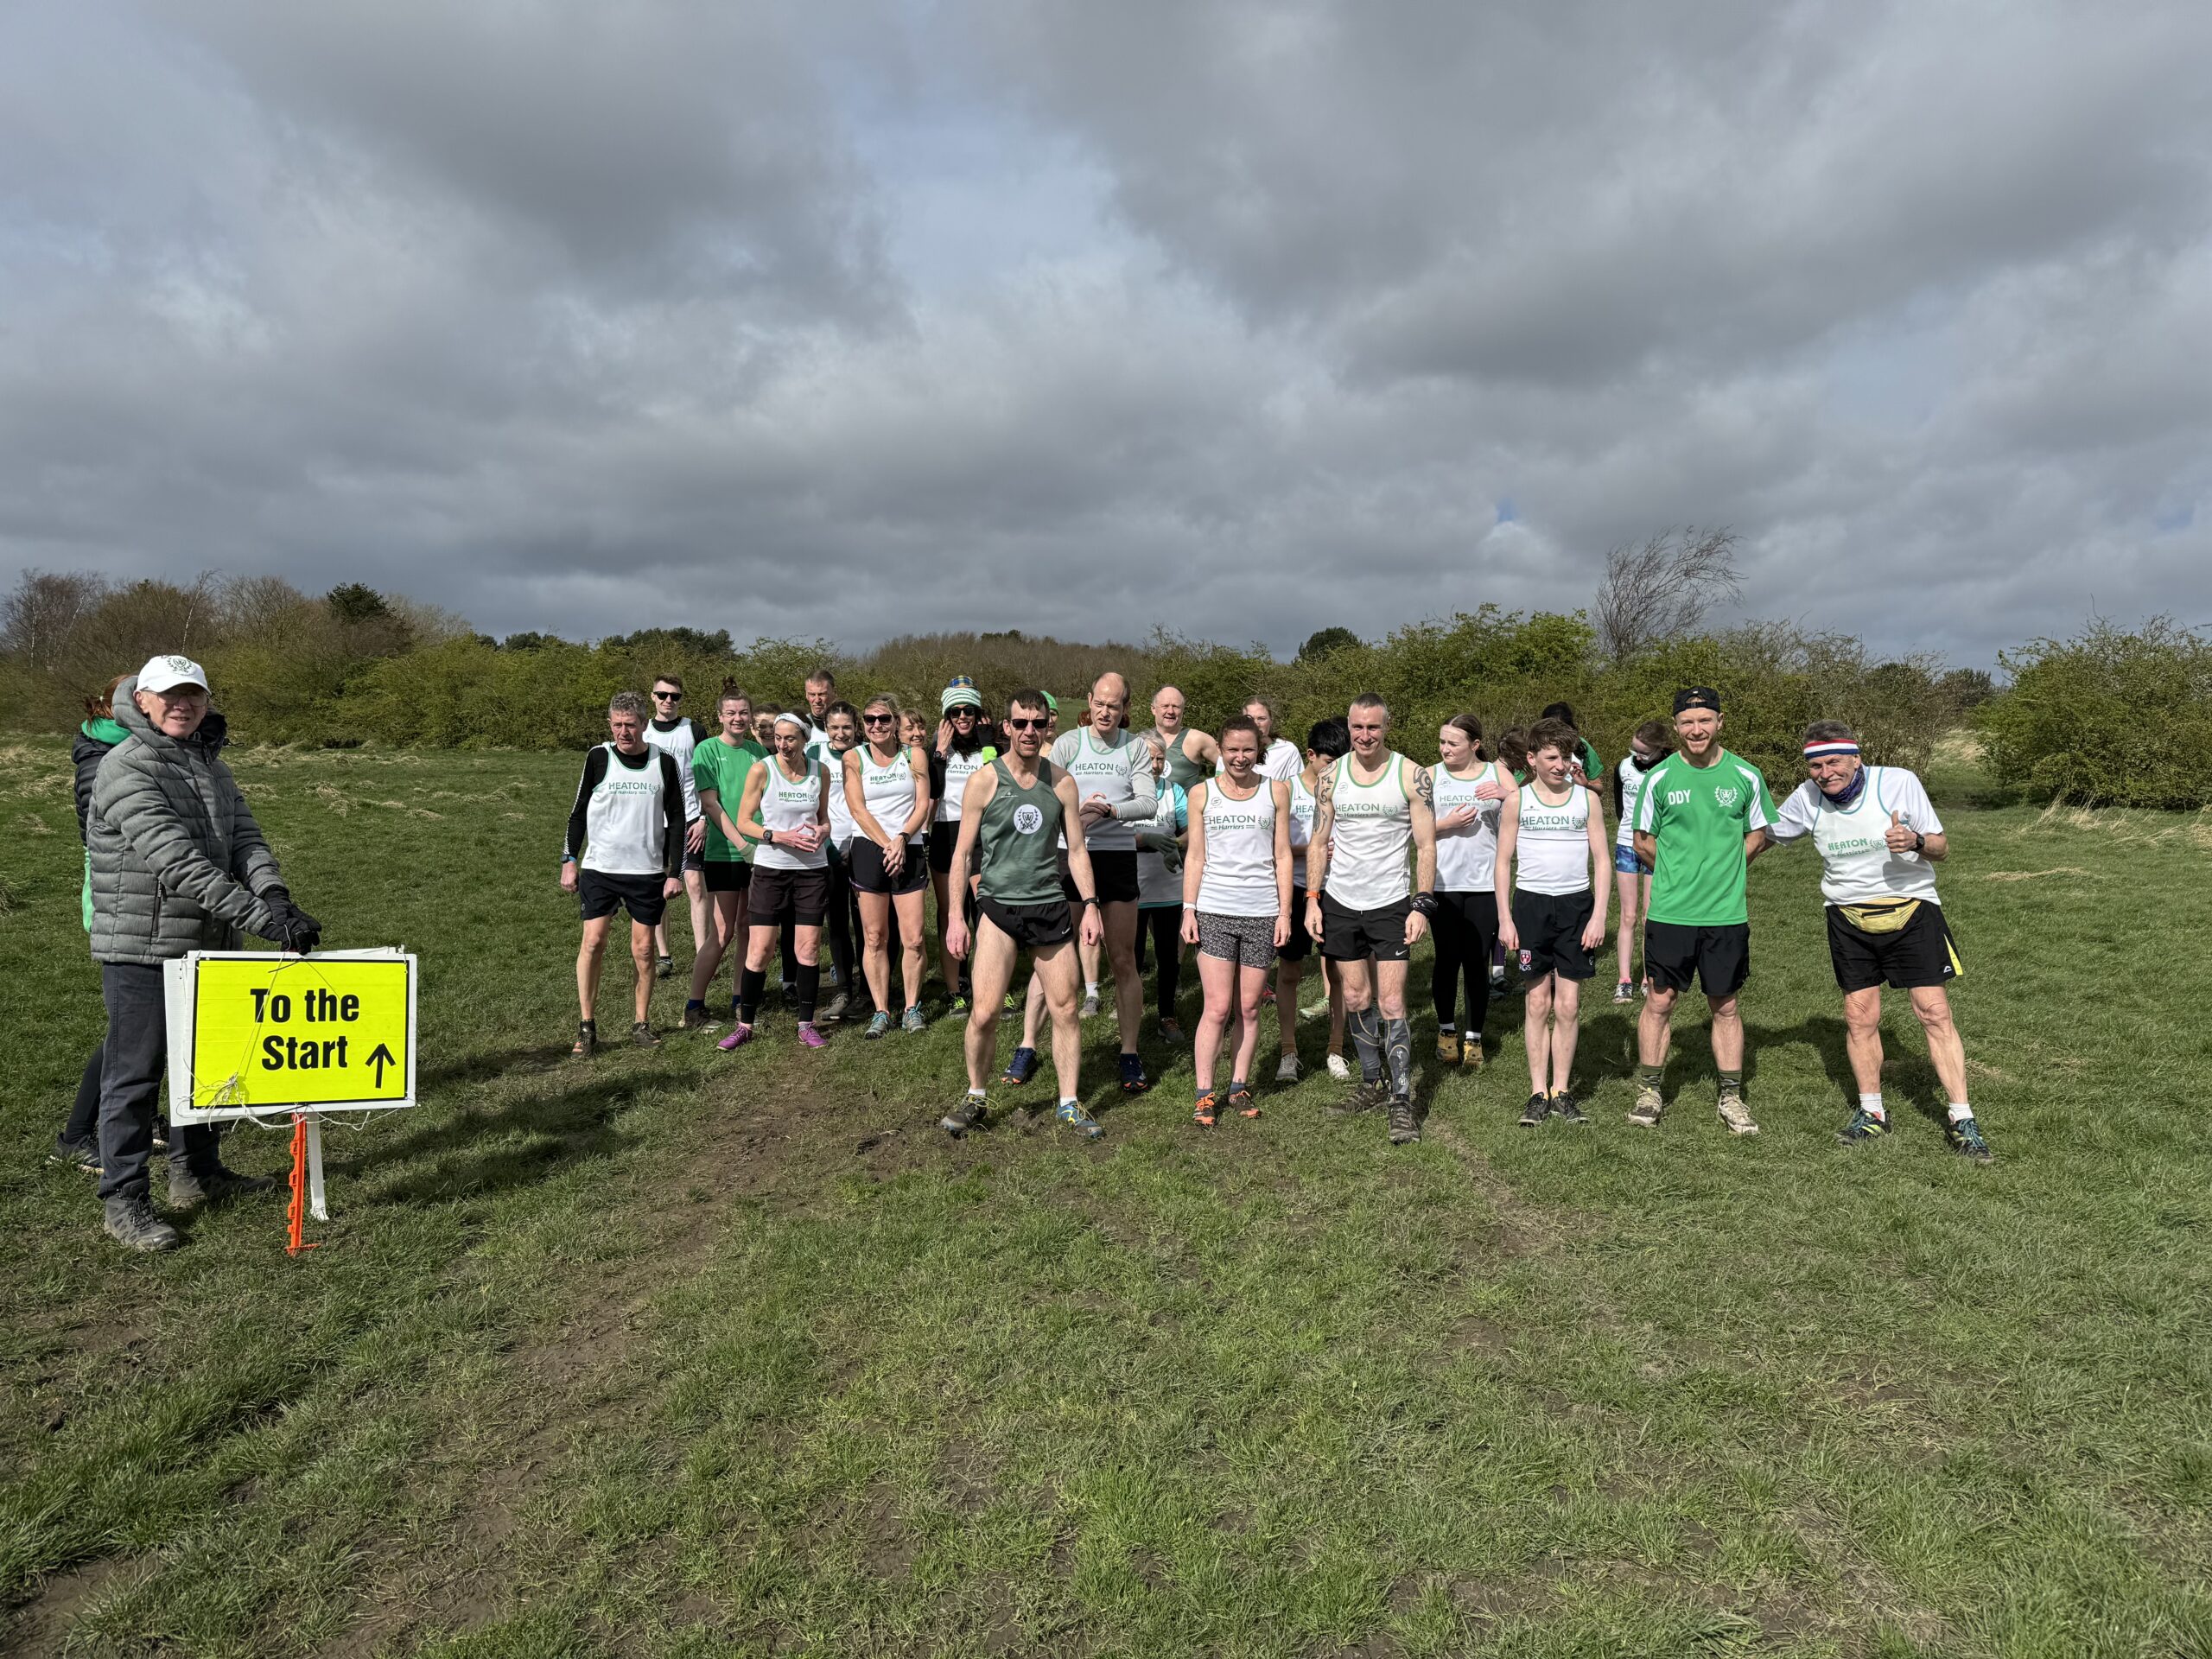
1803, 740, 1859, 759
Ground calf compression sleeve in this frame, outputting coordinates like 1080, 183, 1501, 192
794, 964, 821, 1024
737, 966, 766, 1025
1382, 1015, 1413, 1098
1349, 1006, 1384, 1083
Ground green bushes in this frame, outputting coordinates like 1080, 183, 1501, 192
1980, 619, 2212, 808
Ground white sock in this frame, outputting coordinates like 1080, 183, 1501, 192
968, 1086, 986, 1103
1859, 1093, 1885, 1121
1947, 1102, 1974, 1123
1085, 980, 1099, 997
1060, 1096, 1080, 1111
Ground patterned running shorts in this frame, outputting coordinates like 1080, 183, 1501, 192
1197, 910, 1277, 969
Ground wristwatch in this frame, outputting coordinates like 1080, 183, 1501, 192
761, 829, 775, 846
1082, 895, 1101, 908
1910, 831, 1925, 853
1410, 892, 1440, 917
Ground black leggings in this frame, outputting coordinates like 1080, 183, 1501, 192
1432, 890, 1499, 1034
1134, 907, 1184, 1022
822, 847, 855, 992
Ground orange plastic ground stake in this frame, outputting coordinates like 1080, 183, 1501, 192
286, 1112, 319, 1255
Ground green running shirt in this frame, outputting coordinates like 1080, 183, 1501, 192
1632, 747, 1777, 927
692, 737, 765, 861
976, 759, 1067, 906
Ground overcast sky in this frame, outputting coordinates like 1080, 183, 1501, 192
3, 1, 2207, 665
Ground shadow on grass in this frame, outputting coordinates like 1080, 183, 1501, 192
1752, 1014, 1948, 1128
336, 1071, 658, 1205
416, 1043, 573, 1091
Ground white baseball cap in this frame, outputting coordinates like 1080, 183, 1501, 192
136, 654, 209, 695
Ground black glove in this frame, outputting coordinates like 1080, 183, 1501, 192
263, 893, 322, 953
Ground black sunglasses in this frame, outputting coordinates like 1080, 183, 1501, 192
653, 690, 682, 701
862, 713, 894, 724
1005, 715, 1050, 731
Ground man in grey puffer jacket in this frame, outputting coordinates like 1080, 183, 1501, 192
88, 654, 323, 1251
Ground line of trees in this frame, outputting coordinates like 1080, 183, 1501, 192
3, 546, 2202, 807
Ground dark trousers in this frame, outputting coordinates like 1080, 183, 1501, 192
63, 1041, 103, 1146
96, 963, 218, 1202
823, 847, 855, 993
1432, 891, 1499, 1034
1134, 907, 1185, 1022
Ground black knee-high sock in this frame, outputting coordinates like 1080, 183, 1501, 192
1431, 906, 1463, 1031
794, 963, 821, 1025
737, 966, 766, 1026
1349, 1006, 1384, 1082
1382, 1015, 1413, 1097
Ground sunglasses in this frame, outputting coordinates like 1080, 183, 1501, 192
950, 707, 977, 718
862, 713, 894, 725
653, 690, 682, 702
1004, 715, 1050, 731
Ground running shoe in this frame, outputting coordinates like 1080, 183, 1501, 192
1275, 1053, 1302, 1084
1001, 1046, 1039, 1086
1055, 1100, 1104, 1140
1387, 1096, 1421, 1144
150, 1116, 170, 1149
655, 954, 674, 979
1836, 1108, 1891, 1146
1118, 1052, 1150, 1095
1549, 1091, 1587, 1125
1228, 1086, 1260, 1120
1325, 1053, 1352, 1082
819, 992, 849, 1025
1628, 1083, 1664, 1127
902, 1005, 928, 1033
680, 1004, 715, 1032
1459, 1036, 1484, 1071
948, 995, 969, 1016
715, 1022, 754, 1052
1192, 1091, 1218, 1128
168, 1163, 277, 1208
49, 1136, 100, 1175
1435, 1033, 1464, 1065
1716, 1090, 1759, 1136
1946, 1116, 1996, 1164
1489, 966, 1508, 994
571, 1020, 597, 1058
797, 1022, 828, 1049
103, 1195, 179, 1253
1081, 990, 1103, 1020
942, 1094, 987, 1136
1330, 1078, 1387, 1116
1518, 1093, 1549, 1128
864, 1011, 893, 1040
1158, 1017, 1186, 1045
1301, 999, 1330, 1019
630, 1021, 661, 1048
1612, 981, 1636, 1005
1001, 991, 1022, 1019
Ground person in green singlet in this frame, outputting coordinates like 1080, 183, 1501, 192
941, 690, 1105, 1141
1146, 684, 1220, 791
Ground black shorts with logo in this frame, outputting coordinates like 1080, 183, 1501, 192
703, 858, 752, 894
1280, 886, 1314, 962
1643, 919, 1750, 998
748, 865, 830, 926
850, 837, 929, 896
579, 869, 669, 927
1319, 891, 1412, 963
1512, 888, 1597, 982
1827, 902, 1960, 992
1062, 849, 1140, 906
977, 894, 1075, 949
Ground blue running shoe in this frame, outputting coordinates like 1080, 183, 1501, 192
864, 1011, 893, 1040
1118, 1052, 1150, 1095
902, 1004, 927, 1033
1946, 1116, 1995, 1164
1056, 1100, 1103, 1140
1001, 1046, 1039, 1085
1836, 1108, 1891, 1146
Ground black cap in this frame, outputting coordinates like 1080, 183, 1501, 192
1672, 686, 1721, 715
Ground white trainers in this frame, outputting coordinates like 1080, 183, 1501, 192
1275, 1053, 1302, 1083
1080, 990, 1102, 1019
1325, 1053, 1351, 1081
1716, 1092, 1759, 1136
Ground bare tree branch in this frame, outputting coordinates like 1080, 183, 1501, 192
1592, 526, 1742, 659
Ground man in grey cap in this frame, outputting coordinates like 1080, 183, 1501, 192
87, 654, 322, 1251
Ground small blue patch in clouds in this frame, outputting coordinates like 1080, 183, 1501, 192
2153, 504, 2195, 534
1495, 498, 1516, 524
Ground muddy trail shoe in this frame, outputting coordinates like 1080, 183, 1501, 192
1158, 1018, 1186, 1045
1081, 990, 1103, 1020
1325, 1053, 1352, 1082
1836, 1108, 1891, 1146
1118, 1052, 1151, 1096
655, 954, 674, 979
571, 1020, 598, 1058
1946, 1116, 1996, 1164
630, 1021, 661, 1049
819, 992, 850, 1026
1387, 1096, 1421, 1144
864, 1011, 893, 1040
1459, 1038, 1484, 1071
1435, 1033, 1463, 1064
1275, 1053, 1302, 1083
1628, 1083, 1664, 1128
680, 1004, 716, 1032
1055, 1100, 1105, 1141
104, 1195, 180, 1253
1715, 1090, 1759, 1136
49, 1137, 101, 1175
942, 1094, 988, 1137
1192, 1091, 1219, 1129
1518, 1093, 1549, 1128
1228, 1086, 1261, 1120
1330, 1078, 1387, 1116
902, 1005, 928, 1033
1001, 1046, 1039, 1086
1549, 1091, 1588, 1125
169, 1164, 278, 1210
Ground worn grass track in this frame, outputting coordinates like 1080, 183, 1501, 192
3, 739, 2209, 1657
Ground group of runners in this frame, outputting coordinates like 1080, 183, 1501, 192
561, 670, 1994, 1161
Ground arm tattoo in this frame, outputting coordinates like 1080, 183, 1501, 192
1413, 764, 1433, 806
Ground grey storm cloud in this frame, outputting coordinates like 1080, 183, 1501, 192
2, 0, 2207, 664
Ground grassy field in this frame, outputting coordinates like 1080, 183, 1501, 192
3, 735, 2210, 1658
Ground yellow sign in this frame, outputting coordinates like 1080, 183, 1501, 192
168, 951, 416, 1119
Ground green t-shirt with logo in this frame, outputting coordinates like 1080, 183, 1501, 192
693, 737, 766, 861
1632, 747, 1777, 927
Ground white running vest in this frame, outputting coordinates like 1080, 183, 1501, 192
1256, 737, 1302, 783
1196, 778, 1280, 916
1287, 773, 1318, 890
815, 746, 856, 846
1803, 767, 1942, 907
1615, 753, 1655, 849
1433, 762, 1503, 893
937, 747, 988, 823
1323, 752, 1413, 910
1513, 781, 1594, 896
582, 745, 670, 876
643, 718, 702, 822
856, 746, 925, 844
754, 757, 827, 871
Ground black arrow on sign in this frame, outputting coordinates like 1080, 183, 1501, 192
367, 1043, 397, 1088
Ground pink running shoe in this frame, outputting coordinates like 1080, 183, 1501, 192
798, 1022, 829, 1049
716, 1022, 754, 1052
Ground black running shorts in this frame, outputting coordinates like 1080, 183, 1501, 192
578, 869, 669, 926
1826, 902, 1959, 993
1063, 849, 1140, 906
1643, 919, 1750, 998
1512, 888, 1598, 982
748, 865, 830, 927
703, 858, 751, 894
849, 837, 928, 896
1280, 886, 1313, 962
928, 827, 965, 876
977, 895, 1075, 949
1319, 892, 1412, 963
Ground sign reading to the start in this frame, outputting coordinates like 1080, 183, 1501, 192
165, 950, 417, 1123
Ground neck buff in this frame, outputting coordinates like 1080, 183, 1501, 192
1808, 741, 1867, 807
